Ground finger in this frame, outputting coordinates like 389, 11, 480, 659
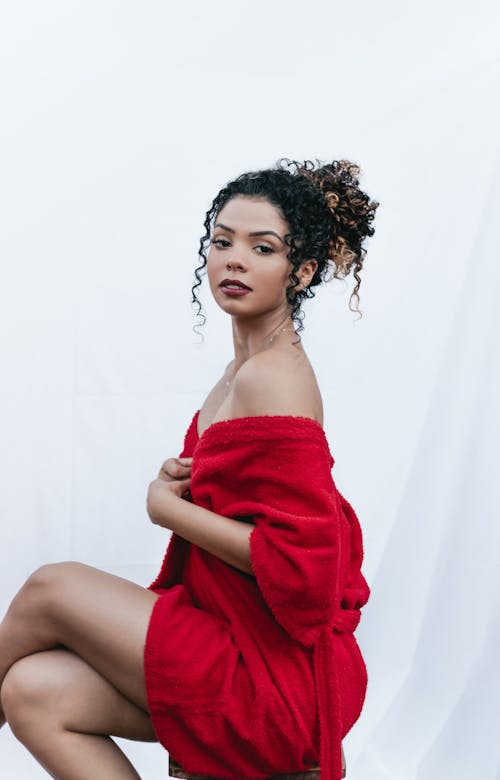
159, 464, 179, 479
166, 475, 190, 489
165, 462, 191, 478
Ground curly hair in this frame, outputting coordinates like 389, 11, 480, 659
191, 157, 379, 341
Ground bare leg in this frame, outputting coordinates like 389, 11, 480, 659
2, 646, 159, 779
0, 562, 161, 732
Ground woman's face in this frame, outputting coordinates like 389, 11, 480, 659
206, 195, 300, 318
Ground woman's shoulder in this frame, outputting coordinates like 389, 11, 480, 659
231, 347, 324, 425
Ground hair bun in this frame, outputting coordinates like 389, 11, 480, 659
324, 189, 340, 212
295, 158, 380, 313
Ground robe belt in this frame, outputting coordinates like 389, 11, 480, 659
312, 606, 361, 780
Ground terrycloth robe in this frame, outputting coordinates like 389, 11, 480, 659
144, 410, 370, 780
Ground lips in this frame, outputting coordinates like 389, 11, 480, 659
219, 278, 252, 290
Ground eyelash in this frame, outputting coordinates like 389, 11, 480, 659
210, 238, 274, 254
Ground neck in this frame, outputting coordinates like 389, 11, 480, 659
230, 313, 297, 366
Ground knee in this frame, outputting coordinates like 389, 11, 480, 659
28, 561, 83, 588
8, 562, 83, 618
0, 657, 49, 736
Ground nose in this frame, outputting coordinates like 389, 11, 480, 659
225, 256, 245, 271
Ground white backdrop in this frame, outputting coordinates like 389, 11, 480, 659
1, 1, 499, 778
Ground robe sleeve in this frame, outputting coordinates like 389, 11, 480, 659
336, 489, 371, 611
247, 435, 342, 646
191, 423, 343, 647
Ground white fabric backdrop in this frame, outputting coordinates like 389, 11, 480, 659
1, 1, 499, 777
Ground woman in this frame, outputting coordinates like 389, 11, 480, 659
0, 158, 378, 779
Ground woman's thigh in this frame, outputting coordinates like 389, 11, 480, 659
1, 647, 158, 741
9, 561, 161, 713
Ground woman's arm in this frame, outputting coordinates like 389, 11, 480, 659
148, 351, 316, 578
147, 483, 256, 577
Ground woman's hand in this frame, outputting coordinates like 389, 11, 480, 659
147, 456, 193, 527
156, 456, 193, 483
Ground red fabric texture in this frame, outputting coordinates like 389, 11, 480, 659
144, 410, 370, 780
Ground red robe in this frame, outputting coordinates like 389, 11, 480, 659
144, 410, 370, 780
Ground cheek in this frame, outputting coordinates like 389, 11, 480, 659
262, 265, 292, 293
206, 254, 220, 288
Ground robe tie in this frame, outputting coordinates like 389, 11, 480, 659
312, 606, 361, 780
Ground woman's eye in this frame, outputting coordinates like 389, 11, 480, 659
210, 238, 273, 254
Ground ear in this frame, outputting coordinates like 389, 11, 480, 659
294, 259, 318, 292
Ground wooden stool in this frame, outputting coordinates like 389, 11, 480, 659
169, 747, 346, 778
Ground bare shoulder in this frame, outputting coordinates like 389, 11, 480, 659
231, 349, 324, 424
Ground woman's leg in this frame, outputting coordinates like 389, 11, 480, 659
0, 561, 161, 728
1, 646, 158, 779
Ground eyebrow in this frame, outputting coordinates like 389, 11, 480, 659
213, 222, 284, 243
